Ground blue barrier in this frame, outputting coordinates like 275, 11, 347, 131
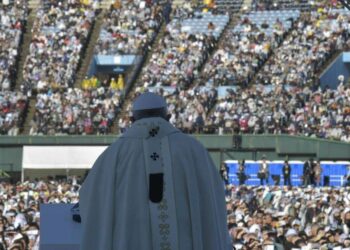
225, 160, 350, 187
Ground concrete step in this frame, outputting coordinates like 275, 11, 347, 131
22, 98, 36, 135
196, 14, 242, 119
74, 11, 105, 88
246, 13, 304, 86
15, 10, 37, 90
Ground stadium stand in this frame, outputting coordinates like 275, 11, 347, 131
94, 0, 164, 55
116, 5, 350, 142
29, 87, 120, 135
208, 83, 350, 142
117, 4, 229, 133
252, 0, 314, 11
0, 1, 27, 90
27, 0, 170, 135
200, 10, 299, 87
137, 9, 228, 88
128, 85, 218, 134
0, 0, 349, 141
21, 1, 95, 92
226, 185, 350, 249
0, 91, 28, 136
1, 2, 350, 249
256, 9, 350, 87
0, 179, 81, 250
1, 176, 350, 249
214, 0, 243, 12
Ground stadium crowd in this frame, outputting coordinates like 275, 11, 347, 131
256, 9, 350, 87
0, 174, 350, 249
0, 91, 28, 136
125, 85, 217, 134
251, 0, 336, 11
21, 1, 95, 92
138, 3, 217, 88
0, 178, 81, 250
94, 0, 165, 56
1, 1, 350, 143
207, 83, 350, 142
0, 1, 27, 90
116, 6, 350, 142
29, 87, 120, 135
252, 0, 311, 11
121, 81, 350, 142
226, 185, 350, 250
29, 87, 121, 135
200, 10, 294, 87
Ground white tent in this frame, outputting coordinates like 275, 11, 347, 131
22, 146, 107, 181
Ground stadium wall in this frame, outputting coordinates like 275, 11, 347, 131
225, 160, 350, 187
319, 52, 350, 88
0, 135, 349, 178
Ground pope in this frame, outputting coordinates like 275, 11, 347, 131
79, 92, 231, 250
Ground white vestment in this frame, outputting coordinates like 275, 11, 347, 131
79, 117, 231, 250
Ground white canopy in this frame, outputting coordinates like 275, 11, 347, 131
22, 146, 107, 169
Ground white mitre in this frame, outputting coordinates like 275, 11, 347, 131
132, 92, 167, 112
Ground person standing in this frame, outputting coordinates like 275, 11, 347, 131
282, 160, 292, 186
79, 92, 231, 250
309, 158, 316, 185
303, 158, 313, 186
258, 156, 269, 185
344, 165, 350, 187
313, 160, 322, 186
237, 160, 246, 186
219, 161, 229, 185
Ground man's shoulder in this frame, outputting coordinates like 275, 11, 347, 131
100, 138, 125, 156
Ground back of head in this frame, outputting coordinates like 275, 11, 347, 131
132, 92, 168, 121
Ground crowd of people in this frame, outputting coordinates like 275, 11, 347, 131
21, 1, 95, 92
138, 3, 218, 88
256, 9, 350, 87
200, 10, 296, 87
251, 0, 338, 11
0, 1, 27, 91
116, 6, 350, 142
122, 85, 217, 134
94, 0, 165, 56
252, 0, 312, 11
119, 81, 350, 142
29, 87, 121, 135
115, 5, 350, 142
226, 185, 350, 249
0, 91, 28, 136
1, 1, 350, 142
1, 172, 350, 249
207, 83, 350, 142
0, 178, 81, 250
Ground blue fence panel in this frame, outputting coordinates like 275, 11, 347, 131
226, 161, 349, 187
